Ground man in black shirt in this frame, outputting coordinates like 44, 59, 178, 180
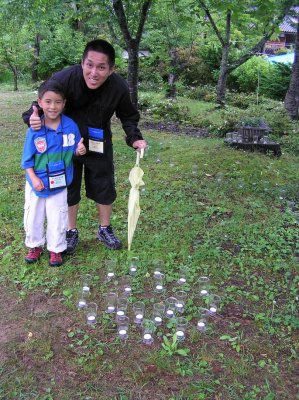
24, 39, 147, 252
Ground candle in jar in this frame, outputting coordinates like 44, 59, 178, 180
175, 302, 184, 309
156, 284, 163, 291
210, 306, 217, 313
135, 313, 143, 321
87, 315, 96, 323
78, 300, 86, 308
107, 272, 115, 278
117, 310, 125, 316
154, 316, 162, 324
154, 270, 161, 277
107, 306, 115, 313
82, 286, 90, 292
143, 333, 152, 340
124, 287, 132, 293
200, 289, 208, 296
130, 267, 137, 273
176, 330, 185, 338
178, 277, 186, 284
197, 321, 206, 331
166, 309, 174, 316
143, 333, 153, 344
119, 329, 127, 336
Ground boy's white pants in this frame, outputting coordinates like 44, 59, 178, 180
24, 182, 68, 253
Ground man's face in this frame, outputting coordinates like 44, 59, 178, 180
81, 51, 114, 90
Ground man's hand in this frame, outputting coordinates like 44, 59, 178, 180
29, 105, 42, 130
133, 139, 147, 151
76, 138, 86, 156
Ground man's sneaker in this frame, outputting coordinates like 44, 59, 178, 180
25, 247, 43, 263
66, 229, 79, 254
49, 252, 63, 267
97, 225, 122, 250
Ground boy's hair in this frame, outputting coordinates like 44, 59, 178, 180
82, 39, 115, 67
38, 81, 66, 100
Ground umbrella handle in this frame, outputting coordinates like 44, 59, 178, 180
136, 148, 144, 166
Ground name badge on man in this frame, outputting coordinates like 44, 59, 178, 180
88, 127, 104, 154
47, 160, 67, 190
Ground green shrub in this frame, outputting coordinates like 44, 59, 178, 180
259, 62, 292, 100
0, 70, 12, 84
280, 131, 299, 155
137, 57, 165, 91
247, 103, 294, 137
187, 84, 216, 102
179, 49, 214, 86
236, 116, 269, 129
198, 42, 221, 73
231, 56, 272, 93
226, 91, 258, 109
207, 108, 246, 137
139, 95, 191, 124
274, 47, 291, 55
191, 115, 214, 129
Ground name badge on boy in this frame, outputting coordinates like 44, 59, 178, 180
47, 160, 67, 190
88, 127, 104, 153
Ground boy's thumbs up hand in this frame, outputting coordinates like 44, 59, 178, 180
76, 137, 86, 156
32, 105, 39, 116
30, 105, 42, 130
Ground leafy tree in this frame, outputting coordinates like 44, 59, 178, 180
38, 24, 86, 79
0, 0, 88, 82
196, 0, 293, 105
144, 0, 200, 98
0, 12, 33, 90
0, 0, 61, 81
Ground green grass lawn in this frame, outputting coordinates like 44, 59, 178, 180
0, 90, 298, 400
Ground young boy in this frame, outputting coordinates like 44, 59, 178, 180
21, 81, 86, 266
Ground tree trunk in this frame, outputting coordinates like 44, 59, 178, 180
284, 18, 299, 120
31, 33, 40, 82
112, 0, 152, 107
166, 48, 178, 98
216, 44, 229, 105
127, 43, 139, 107
166, 73, 177, 98
12, 65, 18, 91
7, 60, 18, 91
215, 9, 231, 105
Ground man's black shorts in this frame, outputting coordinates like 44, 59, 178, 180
67, 147, 117, 206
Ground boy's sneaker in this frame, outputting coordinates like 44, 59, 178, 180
49, 252, 63, 267
25, 247, 43, 263
97, 225, 122, 250
66, 228, 79, 254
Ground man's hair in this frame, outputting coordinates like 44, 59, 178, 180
38, 80, 66, 100
82, 39, 115, 67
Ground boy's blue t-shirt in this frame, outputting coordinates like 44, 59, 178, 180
21, 114, 81, 198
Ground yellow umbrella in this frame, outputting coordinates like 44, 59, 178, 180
128, 148, 145, 251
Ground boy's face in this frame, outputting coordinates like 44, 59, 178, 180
38, 91, 66, 121
81, 50, 114, 90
